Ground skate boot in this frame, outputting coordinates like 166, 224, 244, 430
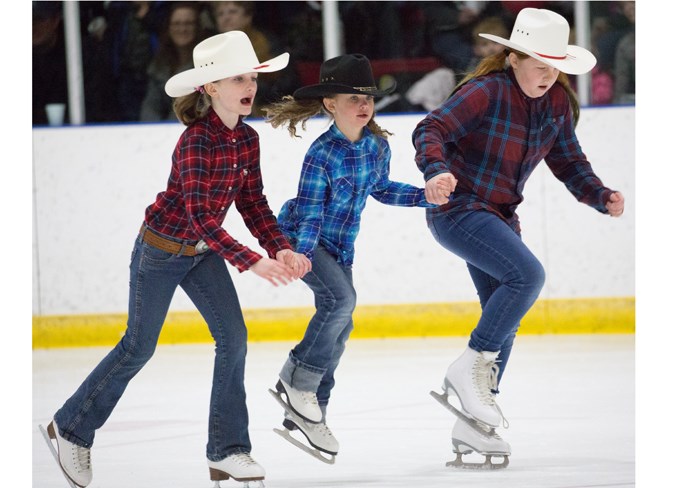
208, 452, 265, 487
443, 347, 503, 427
283, 414, 339, 455
273, 414, 338, 464
45, 420, 92, 487
276, 379, 322, 423
448, 418, 510, 469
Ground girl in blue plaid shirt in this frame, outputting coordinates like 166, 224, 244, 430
264, 54, 450, 460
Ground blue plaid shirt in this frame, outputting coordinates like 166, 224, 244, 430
278, 123, 431, 266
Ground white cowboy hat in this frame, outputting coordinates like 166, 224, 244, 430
165, 31, 289, 97
479, 8, 596, 75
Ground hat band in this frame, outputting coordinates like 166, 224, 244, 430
534, 51, 568, 60
354, 86, 378, 92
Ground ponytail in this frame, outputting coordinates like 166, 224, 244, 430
172, 90, 212, 126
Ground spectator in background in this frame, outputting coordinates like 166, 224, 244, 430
80, 2, 122, 122
106, 1, 167, 121
466, 16, 509, 73
613, 1, 635, 104
33, 1, 68, 126
339, 1, 403, 59
593, 1, 634, 81
421, 1, 483, 74
406, 14, 509, 113
140, 2, 206, 121
208, 1, 292, 116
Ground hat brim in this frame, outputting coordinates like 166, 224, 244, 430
165, 52, 290, 98
479, 33, 596, 75
293, 79, 397, 99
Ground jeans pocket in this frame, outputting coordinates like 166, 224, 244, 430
141, 242, 176, 264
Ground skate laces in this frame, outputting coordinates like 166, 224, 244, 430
313, 422, 334, 438
72, 445, 91, 473
231, 452, 259, 467
299, 390, 319, 407
473, 358, 510, 428
472, 357, 498, 405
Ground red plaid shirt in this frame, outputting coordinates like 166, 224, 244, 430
144, 108, 291, 272
413, 69, 615, 232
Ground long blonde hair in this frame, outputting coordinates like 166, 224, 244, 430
262, 95, 393, 139
454, 50, 580, 126
172, 90, 212, 126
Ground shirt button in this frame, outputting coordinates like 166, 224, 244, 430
233, 164, 237, 168
228, 186, 232, 190
231, 138, 236, 143
221, 206, 225, 210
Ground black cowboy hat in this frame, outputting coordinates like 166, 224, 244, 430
293, 54, 396, 99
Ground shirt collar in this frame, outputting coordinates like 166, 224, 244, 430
329, 122, 372, 148
207, 107, 243, 134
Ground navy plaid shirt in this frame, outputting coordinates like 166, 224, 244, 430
413, 68, 614, 232
278, 123, 431, 266
144, 108, 291, 272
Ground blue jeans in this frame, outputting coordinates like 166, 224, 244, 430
428, 210, 546, 387
280, 246, 356, 411
55, 231, 251, 461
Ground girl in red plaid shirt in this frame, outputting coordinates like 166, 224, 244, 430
46, 31, 310, 488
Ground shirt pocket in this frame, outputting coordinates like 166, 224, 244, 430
540, 115, 565, 146
333, 177, 354, 203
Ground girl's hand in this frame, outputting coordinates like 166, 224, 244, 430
425, 172, 457, 205
250, 257, 295, 286
606, 191, 625, 217
276, 249, 312, 279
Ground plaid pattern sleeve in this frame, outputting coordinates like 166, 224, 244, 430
370, 142, 431, 207
543, 91, 613, 213
291, 152, 328, 261
288, 125, 429, 266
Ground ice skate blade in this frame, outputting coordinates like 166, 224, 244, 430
212, 480, 264, 488
273, 428, 336, 465
429, 390, 497, 436
446, 452, 509, 470
39, 424, 80, 488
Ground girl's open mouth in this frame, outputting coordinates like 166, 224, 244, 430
241, 97, 253, 106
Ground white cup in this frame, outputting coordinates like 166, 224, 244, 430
45, 103, 66, 126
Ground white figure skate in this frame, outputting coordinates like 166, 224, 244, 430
447, 418, 510, 470
268, 388, 337, 464
432, 347, 507, 428
39, 421, 92, 488
274, 379, 322, 423
208, 452, 265, 488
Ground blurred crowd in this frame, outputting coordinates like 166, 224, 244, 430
32, 0, 635, 126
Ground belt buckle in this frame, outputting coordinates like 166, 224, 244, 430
195, 240, 209, 254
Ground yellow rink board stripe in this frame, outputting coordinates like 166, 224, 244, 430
32, 297, 635, 349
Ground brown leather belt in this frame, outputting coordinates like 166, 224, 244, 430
139, 225, 208, 256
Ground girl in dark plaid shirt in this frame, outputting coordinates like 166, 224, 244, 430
262, 54, 448, 460
46, 31, 310, 487
414, 8, 625, 465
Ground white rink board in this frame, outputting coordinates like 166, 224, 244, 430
32, 107, 635, 316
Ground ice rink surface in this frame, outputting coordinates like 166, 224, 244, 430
33, 335, 635, 488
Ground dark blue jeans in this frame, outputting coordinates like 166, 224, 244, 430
280, 246, 356, 409
55, 232, 251, 461
428, 210, 546, 386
